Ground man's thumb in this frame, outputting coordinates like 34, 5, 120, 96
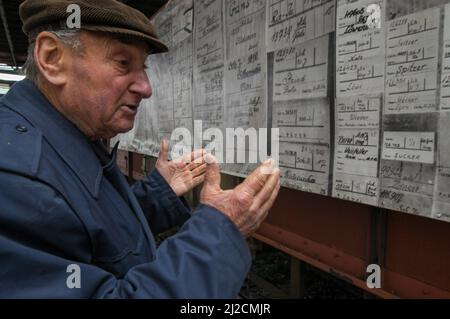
204, 154, 221, 187
158, 139, 169, 161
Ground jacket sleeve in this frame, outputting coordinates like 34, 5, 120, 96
131, 169, 191, 234
0, 171, 251, 298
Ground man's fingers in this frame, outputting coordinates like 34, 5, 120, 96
158, 139, 169, 161
186, 161, 201, 171
247, 169, 280, 215
257, 209, 270, 228
259, 179, 281, 215
203, 154, 221, 189
182, 148, 205, 163
191, 163, 207, 177
192, 174, 205, 188
237, 159, 275, 197
192, 149, 206, 163
252, 180, 280, 232
186, 157, 206, 171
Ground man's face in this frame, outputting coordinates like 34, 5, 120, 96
63, 31, 152, 139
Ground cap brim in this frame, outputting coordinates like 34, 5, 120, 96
82, 25, 169, 54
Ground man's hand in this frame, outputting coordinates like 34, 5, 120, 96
156, 140, 207, 196
200, 155, 281, 237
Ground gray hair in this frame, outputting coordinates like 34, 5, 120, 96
22, 26, 83, 83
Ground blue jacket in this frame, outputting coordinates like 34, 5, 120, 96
0, 80, 251, 298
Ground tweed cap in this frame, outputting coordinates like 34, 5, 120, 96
19, 0, 168, 54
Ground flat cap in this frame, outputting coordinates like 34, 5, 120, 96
19, 0, 168, 54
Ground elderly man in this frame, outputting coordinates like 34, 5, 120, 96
0, 0, 280, 298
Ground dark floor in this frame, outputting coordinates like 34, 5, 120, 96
240, 241, 373, 299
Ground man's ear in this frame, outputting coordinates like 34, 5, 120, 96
34, 31, 70, 86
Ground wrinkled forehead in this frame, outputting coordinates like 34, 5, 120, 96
77, 30, 151, 58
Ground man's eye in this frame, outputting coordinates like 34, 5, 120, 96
118, 59, 130, 67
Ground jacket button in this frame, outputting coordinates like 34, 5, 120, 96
16, 125, 28, 133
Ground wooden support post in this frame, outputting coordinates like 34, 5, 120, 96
290, 257, 306, 299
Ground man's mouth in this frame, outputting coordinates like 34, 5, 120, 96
124, 104, 139, 113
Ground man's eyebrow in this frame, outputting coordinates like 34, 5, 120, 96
107, 47, 129, 57
103, 39, 128, 57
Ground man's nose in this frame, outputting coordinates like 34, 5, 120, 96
130, 71, 152, 99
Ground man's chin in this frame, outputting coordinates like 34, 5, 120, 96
109, 121, 135, 138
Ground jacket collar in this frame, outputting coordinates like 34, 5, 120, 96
2, 79, 104, 199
